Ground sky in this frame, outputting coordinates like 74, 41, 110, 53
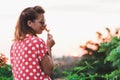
0, 0, 120, 63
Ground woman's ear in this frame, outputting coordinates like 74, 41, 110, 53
27, 20, 33, 27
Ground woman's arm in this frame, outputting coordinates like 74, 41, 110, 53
41, 52, 54, 76
41, 33, 55, 76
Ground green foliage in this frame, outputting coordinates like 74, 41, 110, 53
64, 36, 120, 80
98, 36, 120, 55
65, 74, 80, 80
104, 69, 120, 79
105, 45, 120, 67
54, 65, 64, 78
98, 37, 120, 79
63, 61, 107, 80
99, 37, 120, 67
0, 64, 13, 80
60, 28, 120, 79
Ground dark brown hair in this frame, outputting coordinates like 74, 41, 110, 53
14, 6, 45, 41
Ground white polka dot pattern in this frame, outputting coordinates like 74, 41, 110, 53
10, 34, 51, 80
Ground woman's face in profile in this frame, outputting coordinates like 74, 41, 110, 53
29, 14, 46, 34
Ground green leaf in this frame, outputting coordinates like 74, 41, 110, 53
116, 46, 120, 54
73, 67, 86, 71
98, 42, 109, 52
113, 59, 120, 67
105, 49, 117, 62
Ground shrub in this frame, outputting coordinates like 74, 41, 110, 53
0, 53, 13, 80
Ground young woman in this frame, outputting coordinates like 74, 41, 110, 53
10, 5, 55, 80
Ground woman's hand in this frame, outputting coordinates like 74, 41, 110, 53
47, 34, 55, 49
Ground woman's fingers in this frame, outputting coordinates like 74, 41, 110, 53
47, 34, 55, 48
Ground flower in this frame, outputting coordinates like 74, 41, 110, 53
0, 53, 8, 67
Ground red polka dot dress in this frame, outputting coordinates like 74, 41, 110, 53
10, 34, 51, 80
